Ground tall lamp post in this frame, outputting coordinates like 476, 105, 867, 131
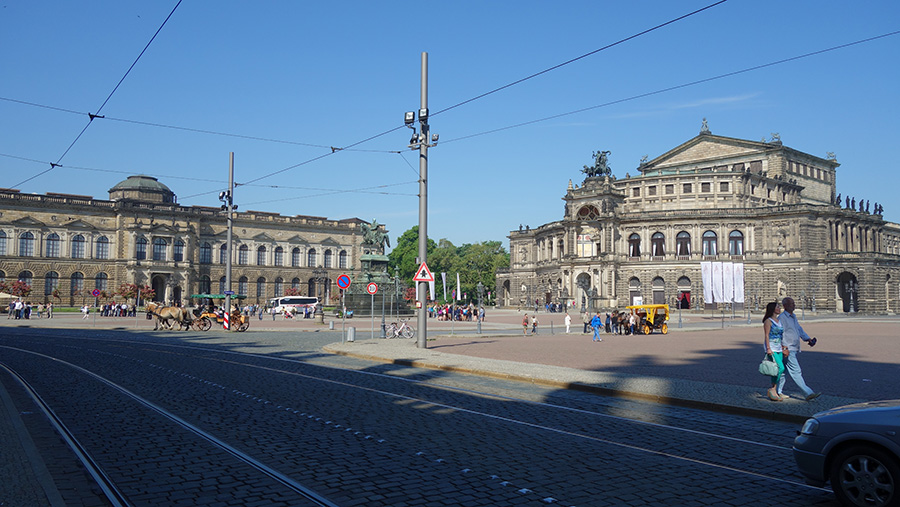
312, 267, 327, 323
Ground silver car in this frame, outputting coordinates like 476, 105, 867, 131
793, 400, 900, 507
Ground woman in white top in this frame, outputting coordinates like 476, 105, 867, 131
762, 301, 788, 401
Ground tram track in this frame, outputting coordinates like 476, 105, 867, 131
0, 331, 837, 506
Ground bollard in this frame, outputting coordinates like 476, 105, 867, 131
347, 327, 356, 342
329, 321, 334, 330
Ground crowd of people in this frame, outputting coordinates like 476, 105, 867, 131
5, 300, 53, 319
428, 303, 485, 322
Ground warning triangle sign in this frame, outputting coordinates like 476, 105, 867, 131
413, 262, 435, 282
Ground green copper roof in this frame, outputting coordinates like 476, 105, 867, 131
109, 175, 173, 193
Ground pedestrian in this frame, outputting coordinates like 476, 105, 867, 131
605, 313, 611, 333
591, 312, 603, 342
81, 305, 90, 319
47, 302, 53, 319
582, 311, 590, 334
762, 301, 787, 402
522, 313, 529, 336
531, 314, 539, 335
564, 312, 571, 334
778, 297, 820, 401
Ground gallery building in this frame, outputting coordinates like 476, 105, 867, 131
0, 175, 385, 306
497, 125, 900, 314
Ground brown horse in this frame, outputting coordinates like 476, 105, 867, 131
146, 302, 191, 330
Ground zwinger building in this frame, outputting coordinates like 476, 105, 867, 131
0, 175, 385, 305
497, 125, 900, 314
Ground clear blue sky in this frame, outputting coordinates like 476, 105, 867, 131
2, 1, 898, 250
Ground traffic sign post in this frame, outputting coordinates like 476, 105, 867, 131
337, 274, 351, 343
413, 262, 434, 282
367, 283, 378, 339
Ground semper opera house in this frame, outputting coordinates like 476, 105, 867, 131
0, 175, 384, 306
497, 124, 900, 314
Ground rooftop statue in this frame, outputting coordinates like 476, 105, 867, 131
582, 150, 612, 178
361, 220, 390, 250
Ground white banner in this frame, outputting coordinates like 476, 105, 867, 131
428, 280, 435, 301
733, 263, 745, 303
723, 262, 734, 303
456, 273, 461, 301
701, 261, 713, 303
712, 262, 725, 303
441, 272, 447, 301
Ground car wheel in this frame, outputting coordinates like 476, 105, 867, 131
829, 444, 899, 507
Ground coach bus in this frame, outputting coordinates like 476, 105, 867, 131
268, 296, 319, 315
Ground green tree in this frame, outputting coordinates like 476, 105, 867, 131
387, 226, 436, 285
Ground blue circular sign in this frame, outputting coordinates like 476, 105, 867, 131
337, 274, 351, 290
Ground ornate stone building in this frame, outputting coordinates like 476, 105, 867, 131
0, 175, 386, 306
497, 127, 900, 314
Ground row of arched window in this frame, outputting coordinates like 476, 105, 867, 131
197, 275, 315, 298
628, 230, 744, 258
0, 270, 109, 296
0, 231, 111, 259
196, 243, 348, 269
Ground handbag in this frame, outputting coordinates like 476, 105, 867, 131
758, 354, 779, 376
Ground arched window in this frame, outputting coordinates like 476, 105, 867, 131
256, 277, 266, 298
629, 277, 642, 305
96, 236, 110, 260
152, 237, 167, 261
238, 276, 248, 295
219, 276, 227, 293
95, 272, 108, 291
257, 246, 266, 266
291, 277, 301, 290
0, 270, 5, 283
339, 250, 348, 269
19, 232, 35, 257
174, 240, 185, 262
71, 272, 84, 295
307, 249, 316, 267
18, 271, 33, 286
199, 275, 211, 294
200, 242, 212, 264
46, 233, 61, 257
676, 231, 691, 256
576, 205, 600, 220
729, 230, 744, 256
72, 234, 86, 259
274, 246, 284, 266
324, 249, 332, 268
135, 237, 147, 260
652, 276, 666, 304
274, 277, 284, 297
651, 232, 665, 257
44, 271, 59, 295
291, 247, 301, 267
238, 244, 249, 265
628, 233, 641, 258
219, 244, 228, 264
0, 231, 6, 256
702, 231, 718, 256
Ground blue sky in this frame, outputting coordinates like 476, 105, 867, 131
2, 1, 898, 249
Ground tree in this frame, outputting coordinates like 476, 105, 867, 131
388, 226, 436, 285
116, 283, 155, 303
8, 280, 32, 298
284, 287, 303, 296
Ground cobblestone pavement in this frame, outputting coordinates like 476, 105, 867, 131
0, 325, 858, 506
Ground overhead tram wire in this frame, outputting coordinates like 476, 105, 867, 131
10, 0, 184, 190
430, 0, 729, 119
441, 30, 900, 145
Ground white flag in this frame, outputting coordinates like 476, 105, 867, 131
701, 261, 713, 303
441, 272, 447, 301
733, 263, 745, 303
456, 273, 461, 301
428, 280, 435, 301
712, 262, 724, 303
723, 262, 734, 303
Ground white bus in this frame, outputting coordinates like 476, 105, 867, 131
268, 296, 319, 314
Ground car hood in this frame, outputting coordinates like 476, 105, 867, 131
814, 399, 900, 418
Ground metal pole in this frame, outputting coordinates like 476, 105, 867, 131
225, 152, 234, 330
341, 290, 345, 344
380, 283, 386, 338
371, 293, 375, 339
416, 52, 429, 349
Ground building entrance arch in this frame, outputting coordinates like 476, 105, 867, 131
151, 275, 167, 303
835, 272, 858, 313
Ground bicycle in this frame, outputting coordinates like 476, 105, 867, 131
386, 318, 415, 339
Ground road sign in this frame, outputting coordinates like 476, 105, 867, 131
413, 262, 435, 282
337, 274, 351, 290
366, 282, 378, 295
223, 290, 235, 295
91, 289, 101, 297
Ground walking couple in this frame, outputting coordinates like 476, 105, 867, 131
762, 297, 820, 402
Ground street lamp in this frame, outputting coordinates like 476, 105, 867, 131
312, 267, 327, 321
476, 281, 484, 334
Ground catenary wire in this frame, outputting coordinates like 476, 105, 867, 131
10, 0, 184, 190
431, 0, 729, 118
441, 30, 900, 145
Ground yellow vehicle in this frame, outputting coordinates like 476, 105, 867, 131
625, 304, 670, 335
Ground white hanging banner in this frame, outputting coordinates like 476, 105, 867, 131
456, 273, 461, 301
733, 263, 745, 303
441, 272, 447, 301
428, 280, 435, 301
712, 262, 725, 303
723, 262, 735, 303
701, 261, 713, 303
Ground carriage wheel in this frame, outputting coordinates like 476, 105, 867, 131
660, 323, 668, 335
642, 323, 652, 335
237, 321, 250, 332
198, 317, 212, 331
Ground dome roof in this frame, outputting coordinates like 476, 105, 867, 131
109, 175, 173, 193
108, 175, 176, 204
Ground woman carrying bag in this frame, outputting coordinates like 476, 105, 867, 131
762, 301, 788, 401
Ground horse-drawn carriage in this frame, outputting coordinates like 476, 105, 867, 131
625, 304, 670, 335
189, 294, 250, 332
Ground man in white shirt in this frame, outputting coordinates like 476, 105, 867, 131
778, 297, 820, 401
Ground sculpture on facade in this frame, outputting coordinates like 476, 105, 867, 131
582, 150, 612, 178
835, 193, 841, 206
700, 118, 710, 134
361, 220, 390, 250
